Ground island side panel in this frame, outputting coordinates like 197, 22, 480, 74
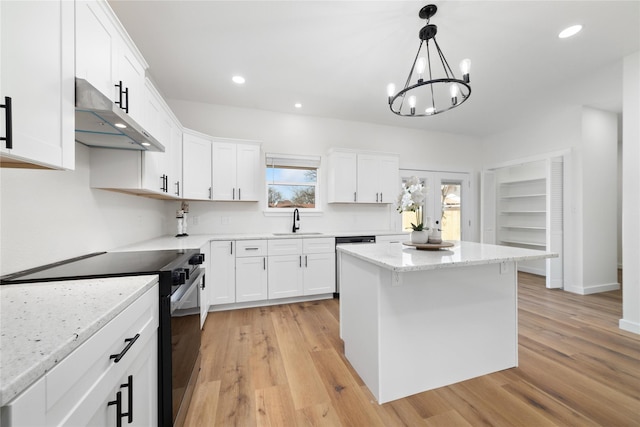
377, 261, 518, 403
339, 252, 382, 399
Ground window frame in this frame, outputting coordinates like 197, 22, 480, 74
264, 153, 322, 215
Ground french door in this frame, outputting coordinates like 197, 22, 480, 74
400, 170, 472, 241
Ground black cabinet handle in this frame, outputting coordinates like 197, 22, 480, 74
1, 96, 12, 149
209, 187, 212, 200
230, 241, 233, 255
160, 175, 165, 192
233, 188, 235, 200
238, 188, 241, 200
123, 86, 129, 114
305, 255, 308, 267
175, 181, 180, 196
380, 193, 383, 203
354, 192, 357, 202
263, 257, 266, 270
201, 275, 206, 290
108, 391, 123, 427
299, 256, 302, 268
120, 375, 134, 424
115, 81, 124, 111
110, 334, 140, 363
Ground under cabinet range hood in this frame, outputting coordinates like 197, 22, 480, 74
75, 78, 164, 152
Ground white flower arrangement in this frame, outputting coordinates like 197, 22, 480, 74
397, 176, 428, 231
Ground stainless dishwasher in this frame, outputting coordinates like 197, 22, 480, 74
335, 235, 376, 294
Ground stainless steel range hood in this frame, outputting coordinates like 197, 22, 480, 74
75, 78, 164, 152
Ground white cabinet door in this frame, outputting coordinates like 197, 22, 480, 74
303, 253, 336, 295
356, 154, 380, 203
75, 0, 115, 98
211, 141, 236, 200
170, 120, 183, 198
210, 241, 236, 305
0, 0, 74, 169
111, 35, 146, 124
378, 155, 400, 204
182, 131, 212, 200
236, 143, 261, 201
327, 151, 357, 203
236, 257, 267, 302
268, 255, 304, 299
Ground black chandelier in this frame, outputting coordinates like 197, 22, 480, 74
387, 4, 471, 117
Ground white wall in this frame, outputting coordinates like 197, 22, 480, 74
621, 51, 640, 334
166, 101, 483, 237
0, 143, 167, 275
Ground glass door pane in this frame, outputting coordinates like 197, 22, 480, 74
441, 182, 462, 240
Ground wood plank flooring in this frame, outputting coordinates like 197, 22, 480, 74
184, 273, 640, 426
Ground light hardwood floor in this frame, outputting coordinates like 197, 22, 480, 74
184, 272, 640, 426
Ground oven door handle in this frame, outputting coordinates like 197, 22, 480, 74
170, 268, 204, 313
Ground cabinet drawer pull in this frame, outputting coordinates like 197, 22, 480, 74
107, 391, 123, 427
175, 181, 180, 196
354, 192, 357, 202
120, 375, 134, 423
245, 247, 259, 251
1, 96, 12, 149
230, 241, 233, 255
305, 255, 308, 267
380, 192, 383, 202
238, 188, 241, 200
263, 257, 266, 270
233, 188, 235, 200
110, 334, 140, 363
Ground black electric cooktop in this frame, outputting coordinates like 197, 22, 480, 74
0, 250, 197, 285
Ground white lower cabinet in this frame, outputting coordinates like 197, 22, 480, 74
210, 240, 236, 305
235, 240, 268, 303
268, 238, 335, 299
1, 283, 159, 426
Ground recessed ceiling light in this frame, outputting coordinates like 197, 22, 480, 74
232, 75, 245, 84
294, 103, 302, 109
114, 123, 127, 129
559, 24, 582, 39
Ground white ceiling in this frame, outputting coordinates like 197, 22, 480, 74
108, 1, 640, 138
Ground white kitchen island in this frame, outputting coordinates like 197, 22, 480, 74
338, 241, 556, 404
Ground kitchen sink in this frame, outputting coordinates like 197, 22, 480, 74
272, 232, 324, 236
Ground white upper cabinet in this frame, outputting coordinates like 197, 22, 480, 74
182, 129, 212, 200
327, 149, 399, 204
211, 139, 262, 201
76, 0, 147, 124
0, 0, 75, 169
327, 151, 358, 203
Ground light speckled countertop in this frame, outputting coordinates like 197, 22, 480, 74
337, 240, 557, 272
0, 275, 158, 406
113, 231, 409, 251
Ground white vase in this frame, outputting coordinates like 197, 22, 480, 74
410, 230, 429, 244
429, 229, 442, 244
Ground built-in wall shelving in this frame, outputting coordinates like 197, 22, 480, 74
482, 155, 565, 289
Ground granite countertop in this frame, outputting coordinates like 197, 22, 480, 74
112, 230, 409, 252
337, 240, 557, 273
0, 275, 158, 406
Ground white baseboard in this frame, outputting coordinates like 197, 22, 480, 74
619, 318, 640, 335
564, 282, 620, 295
517, 265, 546, 276
207, 293, 334, 312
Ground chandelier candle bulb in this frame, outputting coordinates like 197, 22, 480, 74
408, 95, 417, 115
450, 84, 459, 105
415, 57, 427, 81
460, 58, 471, 83
387, 83, 396, 104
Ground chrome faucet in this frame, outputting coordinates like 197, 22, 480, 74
292, 208, 300, 233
